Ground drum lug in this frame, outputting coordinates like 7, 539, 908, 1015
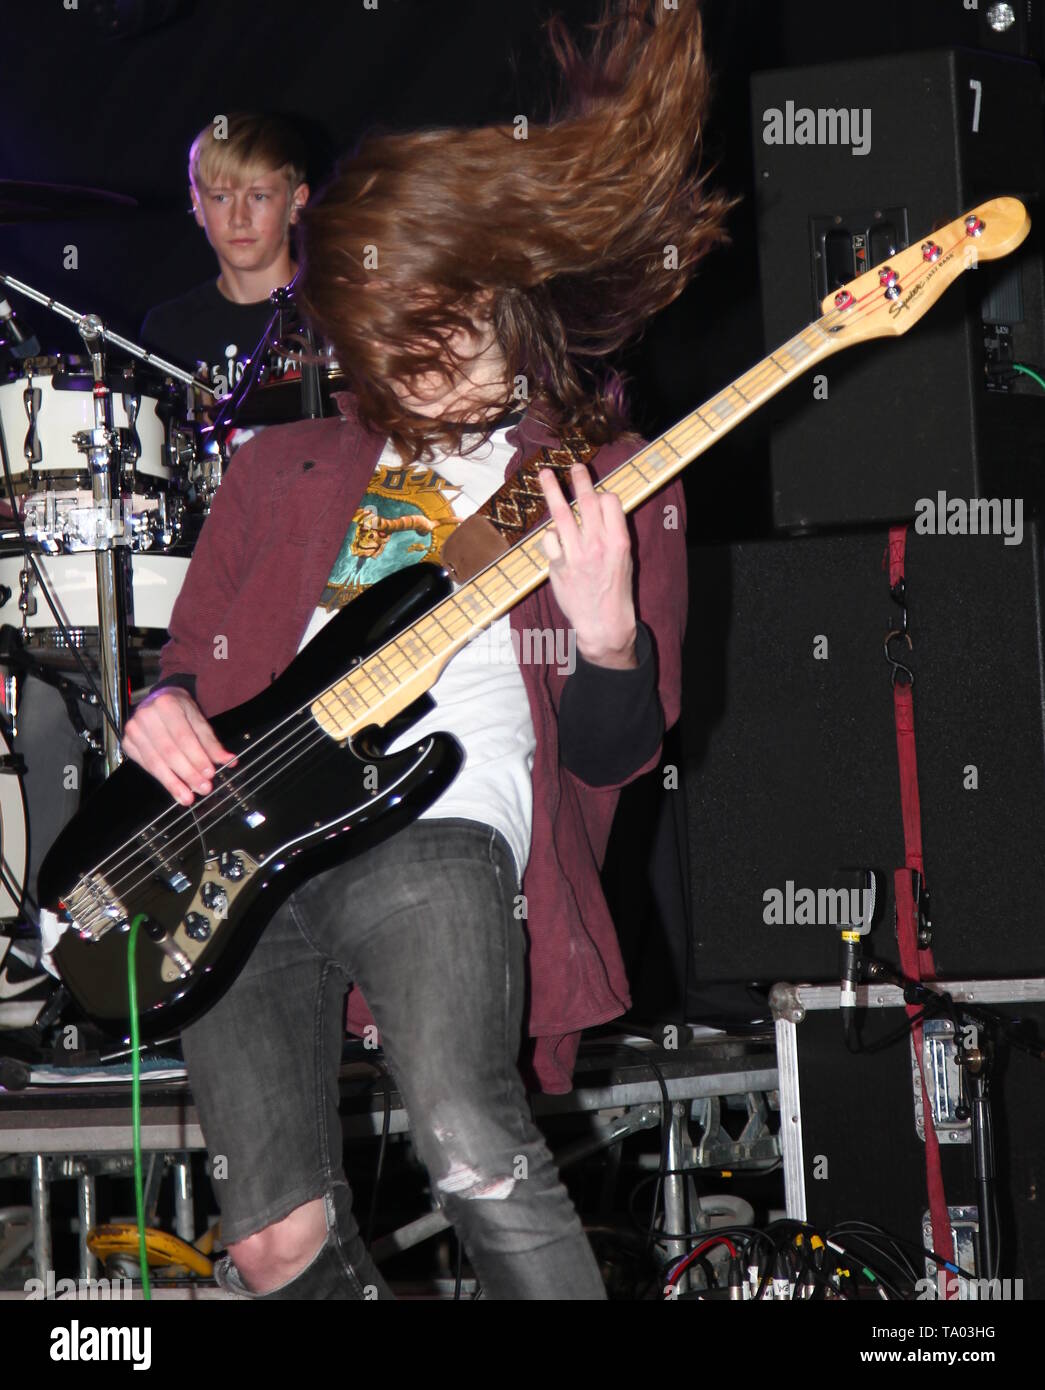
22, 383, 42, 466
120, 389, 142, 470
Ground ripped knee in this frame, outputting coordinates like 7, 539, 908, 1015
437, 1161, 518, 1202
427, 1106, 522, 1202
230, 1196, 328, 1289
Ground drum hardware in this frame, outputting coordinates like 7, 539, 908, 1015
171, 383, 225, 511
0, 627, 103, 757
0, 296, 41, 361
72, 313, 129, 774
0, 547, 192, 673
19, 627, 90, 653
25, 631, 87, 650
22, 380, 42, 466
207, 275, 336, 428
0, 273, 212, 403
149, 376, 226, 514
1, 674, 15, 737
207, 277, 295, 441
0, 471, 120, 748
120, 381, 143, 470
20, 489, 182, 555
0, 268, 330, 773
182, 430, 224, 512
299, 323, 324, 421
190, 279, 310, 499
4, 357, 182, 500
0, 265, 219, 927
16, 565, 34, 637
215, 363, 348, 431
0, 271, 209, 771
207, 278, 344, 435
0, 701, 28, 919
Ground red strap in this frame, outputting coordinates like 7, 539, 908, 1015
887, 525, 958, 1297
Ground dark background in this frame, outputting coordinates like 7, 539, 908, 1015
6, 0, 1045, 1294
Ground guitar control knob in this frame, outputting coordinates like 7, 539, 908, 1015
201, 881, 229, 916
184, 912, 211, 942
219, 852, 246, 881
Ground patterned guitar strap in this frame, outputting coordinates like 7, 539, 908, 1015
441, 429, 598, 584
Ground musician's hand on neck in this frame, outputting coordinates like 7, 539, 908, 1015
538, 464, 639, 670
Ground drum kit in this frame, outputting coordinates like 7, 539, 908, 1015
0, 180, 341, 932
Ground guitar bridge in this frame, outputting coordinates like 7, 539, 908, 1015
64, 872, 127, 942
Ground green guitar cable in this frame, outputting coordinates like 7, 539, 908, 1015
1013, 363, 1045, 392
128, 914, 151, 1301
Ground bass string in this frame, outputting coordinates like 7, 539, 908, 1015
87, 705, 320, 885
79, 709, 333, 911
72, 723, 340, 933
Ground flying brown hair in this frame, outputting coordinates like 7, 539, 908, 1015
298, 0, 736, 463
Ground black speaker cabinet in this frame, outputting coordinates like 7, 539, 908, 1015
681, 524, 1045, 1006
750, 48, 1045, 530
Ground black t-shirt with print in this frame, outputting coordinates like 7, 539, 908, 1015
140, 279, 290, 395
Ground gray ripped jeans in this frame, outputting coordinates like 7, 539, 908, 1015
180, 818, 606, 1300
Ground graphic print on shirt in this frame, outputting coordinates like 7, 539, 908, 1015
319, 462, 462, 610
209, 343, 296, 398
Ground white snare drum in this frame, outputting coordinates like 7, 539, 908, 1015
0, 550, 189, 636
0, 360, 173, 493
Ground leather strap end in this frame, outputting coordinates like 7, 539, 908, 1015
442, 513, 512, 584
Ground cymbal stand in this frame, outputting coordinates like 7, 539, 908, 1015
73, 315, 128, 774
0, 271, 212, 394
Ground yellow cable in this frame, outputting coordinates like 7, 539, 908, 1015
87, 1223, 214, 1278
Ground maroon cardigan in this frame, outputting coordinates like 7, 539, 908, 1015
158, 395, 688, 1092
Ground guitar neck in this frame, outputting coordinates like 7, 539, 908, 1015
310, 317, 840, 740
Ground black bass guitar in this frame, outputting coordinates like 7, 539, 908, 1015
39, 198, 1030, 1038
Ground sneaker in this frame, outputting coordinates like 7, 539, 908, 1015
0, 936, 55, 1028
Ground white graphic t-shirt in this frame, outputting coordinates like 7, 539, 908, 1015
297, 423, 536, 881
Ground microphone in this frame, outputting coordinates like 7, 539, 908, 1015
835, 868, 879, 1043
0, 298, 41, 360
840, 929, 861, 1011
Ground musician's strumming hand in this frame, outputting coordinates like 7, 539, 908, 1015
538, 463, 638, 669
122, 687, 238, 807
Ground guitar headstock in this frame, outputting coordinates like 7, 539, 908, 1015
818, 196, 1030, 344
